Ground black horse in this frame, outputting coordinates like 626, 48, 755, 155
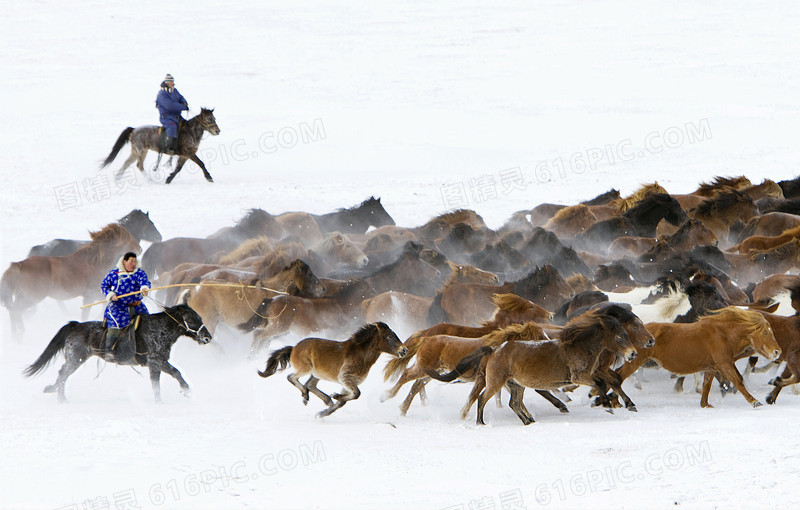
100, 108, 221, 184
24, 305, 212, 402
26, 209, 162, 258
311, 196, 396, 235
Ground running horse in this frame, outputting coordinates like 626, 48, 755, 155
23, 305, 212, 402
100, 108, 221, 183
257, 322, 407, 418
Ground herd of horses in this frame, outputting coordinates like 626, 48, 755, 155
5, 175, 800, 422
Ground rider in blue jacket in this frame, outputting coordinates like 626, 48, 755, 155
156, 73, 189, 154
101, 252, 151, 356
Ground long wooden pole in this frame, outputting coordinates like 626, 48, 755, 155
80, 282, 287, 309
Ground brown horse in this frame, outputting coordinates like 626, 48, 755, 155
728, 238, 800, 286
185, 259, 326, 335
615, 307, 781, 408
751, 274, 800, 304
1, 224, 141, 335
733, 224, 800, 254
689, 189, 758, 248
759, 312, 800, 404
101, 108, 221, 183
359, 262, 501, 327
381, 322, 554, 418
257, 322, 407, 418
429, 264, 574, 327
435, 309, 638, 425
542, 204, 599, 238
742, 179, 784, 201
737, 212, 800, 242
691, 176, 753, 196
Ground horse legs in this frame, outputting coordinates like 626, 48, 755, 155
148, 359, 191, 402
504, 381, 534, 425
44, 344, 89, 402
766, 352, 800, 405
381, 367, 418, 402
714, 360, 762, 407
165, 157, 189, 184
700, 371, 716, 408
305, 376, 334, 406
287, 372, 310, 405
399, 378, 429, 416
317, 377, 361, 418
189, 154, 214, 183
114, 151, 139, 179
535, 389, 569, 414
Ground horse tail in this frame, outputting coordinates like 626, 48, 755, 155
100, 127, 134, 168
425, 346, 493, 383
0, 263, 21, 310
383, 334, 426, 382
425, 293, 448, 327
23, 321, 79, 377
258, 346, 293, 378
238, 298, 272, 332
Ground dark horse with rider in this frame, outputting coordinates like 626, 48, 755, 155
100, 74, 220, 183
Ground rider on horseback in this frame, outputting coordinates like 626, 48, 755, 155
101, 252, 151, 359
155, 73, 189, 155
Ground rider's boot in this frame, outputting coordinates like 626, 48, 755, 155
169, 136, 179, 155
163, 136, 175, 155
104, 328, 121, 361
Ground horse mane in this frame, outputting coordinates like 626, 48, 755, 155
693, 188, 753, 218
745, 179, 784, 198
695, 176, 752, 196
702, 306, 770, 337
217, 236, 273, 266
611, 182, 669, 212
350, 322, 380, 345
252, 241, 308, 277
777, 224, 800, 238
79, 224, 137, 266
336, 196, 381, 214
489, 293, 530, 314
481, 321, 545, 347
234, 208, 279, 236
560, 309, 613, 346
432, 209, 488, 230
565, 274, 593, 294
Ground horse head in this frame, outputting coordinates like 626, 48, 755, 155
353, 322, 407, 358
362, 197, 395, 228
173, 304, 213, 344
198, 108, 221, 135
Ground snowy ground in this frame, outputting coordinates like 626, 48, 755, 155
2, 1, 800, 509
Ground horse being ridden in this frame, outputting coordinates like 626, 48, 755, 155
156, 73, 188, 154
24, 305, 212, 402
100, 108, 220, 184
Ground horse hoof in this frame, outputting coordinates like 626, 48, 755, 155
766, 395, 776, 405
379, 392, 391, 403
206, 178, 214, 183
559, 407, 570, 414
43, 385, 56, 393
181, 389, 192, 398
604, 407, 614, 415
627, 406, 638, 413
753, 401, 763, 408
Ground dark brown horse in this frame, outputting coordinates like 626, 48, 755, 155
756, 312, 800, 405
1, 224, 141, 335
185, 259, 326, 335
428, 264, 574, 326
432, 309, 637, 425
257, 322, 407, 418
101, 108, 221, 183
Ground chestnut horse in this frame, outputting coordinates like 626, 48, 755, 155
733, 225, 800, 254
615, 307, 781, 408
1, 224, 141, 335
381, 322, 560, 418
257, 322, 407, 418
432, 309, 638, 425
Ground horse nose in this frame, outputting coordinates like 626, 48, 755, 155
646, 338, 656, 348
627, 350, 638, 362
398, 347, 409, 358
772, 349, 781, 360
358, 255, 369, 267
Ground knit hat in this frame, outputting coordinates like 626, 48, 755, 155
164, 73, 175, 82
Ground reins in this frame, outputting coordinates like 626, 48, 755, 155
80, 281, 288, 309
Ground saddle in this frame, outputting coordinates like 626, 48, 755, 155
102, 315, 142, 364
